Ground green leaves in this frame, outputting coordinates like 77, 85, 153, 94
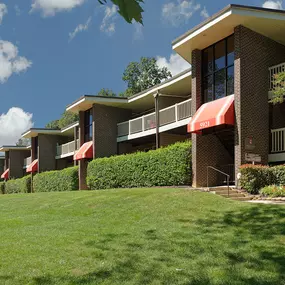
87, 141, 192, 190
45, 111, 79, 129
98, 0, 144, 24
122, 57, 172, 97
33, 167, 79, 192
270, 72, 285, 105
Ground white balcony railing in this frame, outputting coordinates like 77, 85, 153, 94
117, 98, 192, 137
269, 62, 285, 91
23, 156, 32, 168
56, 139, 80, 157
271, 128, 285, 153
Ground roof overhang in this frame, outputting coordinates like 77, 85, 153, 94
66, 96, 128, 113
0, 145, 31, 152
22, 128, 61, 138
172, 4, 285, 63
66, 69, 192, 114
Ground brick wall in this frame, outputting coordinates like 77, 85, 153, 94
234, 26, 285, 181
9, 150, 30, 179
38, 134, 59, 172
92, 104, 132, 158
0, 159, 4, 174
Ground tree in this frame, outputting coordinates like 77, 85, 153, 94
16, 138, 31, 147
98, 0, 144, 24
122, 57, 172, 97
270, 72, 285, 105
97, 88, 117, 97
45, 111, 79, 129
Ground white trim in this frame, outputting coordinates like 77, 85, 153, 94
127, 71, 192, 103
61, 122, 79, 133
66, 97, 86, 112
190, 103, 207, 131
173, 10, 232, 50
269, 152, 285, 162
66, 97, 128, 112
117, 117, 191, 142
55, 151, 75, 159
216, 94, 234, 125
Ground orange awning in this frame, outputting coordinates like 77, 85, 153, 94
74, 141, 93, 161
1, 169, 9, 180
27, 159, 38, 173
188, 95, 234, 133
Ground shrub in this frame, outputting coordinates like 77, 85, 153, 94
5, 175, 31, 194
0, 181, 5, 194
239, 164, 273, 194
261, 185, 285, 197
240, 164, 285, 194
33, 166, 79, 192
87, 141, 192, 190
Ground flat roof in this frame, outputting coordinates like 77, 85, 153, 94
66, 69, 192, 113
22, 122, 79, 138
0, 145, 31, 152
172, 4, 285, 62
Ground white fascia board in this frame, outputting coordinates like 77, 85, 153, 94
128, 71, 192, 103
172, 10, 232, 50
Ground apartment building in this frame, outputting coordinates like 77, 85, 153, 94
172, 4, 285, 187
67, 69, 192, 189
0, 146, 31, 180
67, 4, 285, 189
0, 156, 5, 179
21, 122, 79, 174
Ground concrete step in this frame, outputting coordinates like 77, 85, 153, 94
230, 196, 253, 201
220, 193, 245, 198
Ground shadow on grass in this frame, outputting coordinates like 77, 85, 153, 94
5, 204, 285, 285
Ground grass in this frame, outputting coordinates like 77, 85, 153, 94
0, 188, 284, 285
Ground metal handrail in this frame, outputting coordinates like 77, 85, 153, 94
207, 166, 230, 197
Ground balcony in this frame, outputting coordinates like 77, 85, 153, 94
23, 156, 32, 169
269, 127, 285, 162
117, 98, 192, 142
56, 139, 80, 159
268, 62, 285, 99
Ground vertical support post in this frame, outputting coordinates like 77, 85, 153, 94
74, 125, 78, 166
154, 92, 160, 149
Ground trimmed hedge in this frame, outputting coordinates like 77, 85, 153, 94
0, 181, 5, 194
33, 166, 79, 192
240, 164, 285, 194
87, 141, 192, 190
5, 175, 32, 194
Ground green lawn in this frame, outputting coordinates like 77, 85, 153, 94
0, 188, 284, 285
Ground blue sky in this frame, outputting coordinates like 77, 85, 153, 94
0, 0, 282, 145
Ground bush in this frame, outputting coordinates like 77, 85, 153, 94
5, 175, 31, 194
0, 181, 5, 194
261, 185, 285, 197
87, 141, 192, 190
240, 164, 285, 194
33, 166, 79, 192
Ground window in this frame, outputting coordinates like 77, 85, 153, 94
34, 136, 38, 159
202, 35, 234, 103
84, 109, 93, 142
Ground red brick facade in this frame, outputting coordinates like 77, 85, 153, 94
191, 25, 285, 187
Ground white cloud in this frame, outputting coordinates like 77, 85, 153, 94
162, 0, 201, 26
69, 17, 91, 41
14, 5, 21, 16
133, 21, 143, 40
262, 1, 283, 9
200, 6, 209, 19
100, 5, 117, 34
0, 40, 32, 83
0, 108, 33, 146
156, 53, 191, 76
0, 3, 7, 24
30, 0, 85, 17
